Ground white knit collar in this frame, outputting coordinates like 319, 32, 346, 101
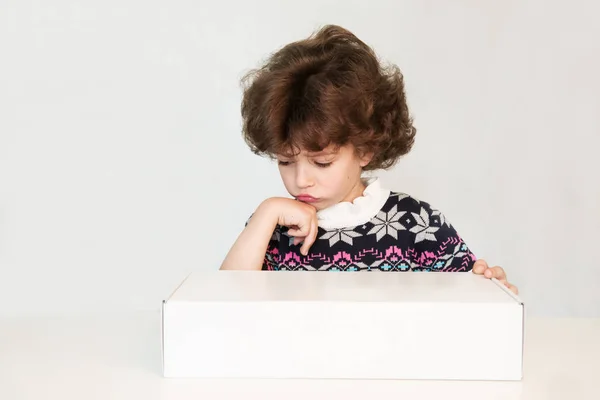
316, 178, 390, 229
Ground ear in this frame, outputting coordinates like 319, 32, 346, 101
359, 151, 374, 168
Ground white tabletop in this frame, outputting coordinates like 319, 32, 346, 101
169, 271, 519, 303
1, 312, 598, 400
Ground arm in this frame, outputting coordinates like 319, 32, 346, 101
410, 201, 476, 272
219, 198, 318, 270
219, 202, 279, 271
410, 200, 518, 293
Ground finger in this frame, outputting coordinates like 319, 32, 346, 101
490, 266, 506, 280
292, 237, 304, 246
299, 229, 311, 255
301, 217, 318, 255
483, 267, 505, 279
287, 220, 311, 239
300, 219, 315, 255
287, 228, 300, 237
472, 259, 488, 274
508, 284, 519, 295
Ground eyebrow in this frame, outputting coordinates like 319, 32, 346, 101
307, 149, 338, 157
277, 150, 338, 159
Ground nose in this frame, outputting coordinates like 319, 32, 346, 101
295, 163, 314, 189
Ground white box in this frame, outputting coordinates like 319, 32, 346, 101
162, 271, 524, 380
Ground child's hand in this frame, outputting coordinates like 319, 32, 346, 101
472, 259, 519, 295
258, 198, 319, 256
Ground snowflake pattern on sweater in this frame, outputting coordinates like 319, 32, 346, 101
255, 192, 476, 272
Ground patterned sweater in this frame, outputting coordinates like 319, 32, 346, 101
253, 179, 476, 272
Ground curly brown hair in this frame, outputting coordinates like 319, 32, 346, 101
240, 25, 416, 171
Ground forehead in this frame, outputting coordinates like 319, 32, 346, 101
277, 145, 342, 158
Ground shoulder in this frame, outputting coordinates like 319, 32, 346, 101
379, 191, 475, 269
385, 191, 442, 214
385, 191, 454, 231
385, 191, 421, 212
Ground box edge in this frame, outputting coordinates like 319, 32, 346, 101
161, 299, 166, 378
490, 277, 524, 305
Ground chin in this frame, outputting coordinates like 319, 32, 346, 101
313, 201, 332, 211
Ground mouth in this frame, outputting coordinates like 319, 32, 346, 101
295, 195, 319, 203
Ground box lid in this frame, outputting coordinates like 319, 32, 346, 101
166, 271, 522, 305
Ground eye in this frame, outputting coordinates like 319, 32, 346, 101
314, 161, 332, 168
277, 160, 291, 166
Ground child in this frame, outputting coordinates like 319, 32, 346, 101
220, 25, 517, 294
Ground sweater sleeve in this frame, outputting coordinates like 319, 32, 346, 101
409, 200, 476, 272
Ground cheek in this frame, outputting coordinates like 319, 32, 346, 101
278, 167, 293, 188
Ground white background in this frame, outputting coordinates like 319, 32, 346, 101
1, 0, 598, 318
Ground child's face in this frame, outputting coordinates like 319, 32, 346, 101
277, 144, 372, 211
